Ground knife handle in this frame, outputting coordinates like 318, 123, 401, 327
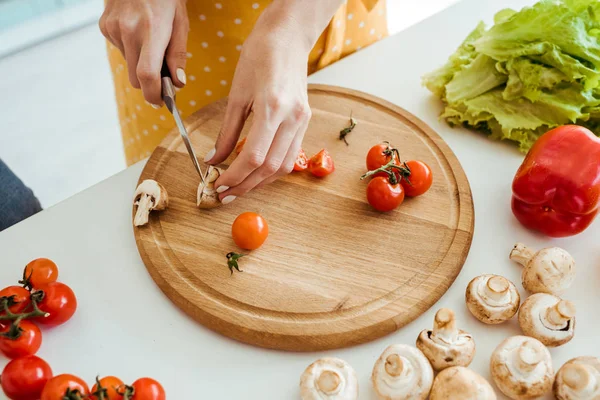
161, 58, 171, 79
161, 58, 176, 112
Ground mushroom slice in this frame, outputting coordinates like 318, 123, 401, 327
371, 344, 433, 400
510, 243, 575, 295
554, 356, 600, 400
197, 166, 224, 209
416, 308, 475, 371
466, 274, 520, 324
518, 293, 576, 347
490, 335, 554, 400
133, 179, 169, 226
300, 357, 358, 400
429, 366, 496, 400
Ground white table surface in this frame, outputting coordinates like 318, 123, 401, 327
2, 0, 599, 398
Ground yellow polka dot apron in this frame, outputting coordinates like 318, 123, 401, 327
106, 0, 388, 165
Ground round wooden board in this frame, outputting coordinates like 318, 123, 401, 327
133, 84, 474, 352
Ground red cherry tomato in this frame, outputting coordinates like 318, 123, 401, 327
0, 286, 30, 314
366, 143, 400, 171
131, 378, 165, 400
366, 176, 405, 212
41, 374, 89, 400
231, 212, 269, 250
308, 149, 335, 177
0, 320, 42, 359
91, 376, 125, 400
34, 282, 77, 327
402, 160, 433, 197
235, 138, 247, 155
23, 258, 58, 289
293, 149, 309, 171
1, 355, 53, 400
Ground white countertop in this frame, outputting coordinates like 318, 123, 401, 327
2, 0, 599, 398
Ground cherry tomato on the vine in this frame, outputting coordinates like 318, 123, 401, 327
366, 176, 405, 212
0, 286, 30, 314
34, 282, 77, 327
23, 258, 58, 289
308, 149, 335, 177
232, 212, 269, 250
401, 160, 433, 197
131, 378, 165, 400
366, 143, 399, 171
41, 374, 89, 400
91, 376, 125, 400
1, 355, 52, 400
0, 320, 42, 359
293, 149, 309, 172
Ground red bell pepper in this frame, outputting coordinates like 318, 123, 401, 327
511, 125, 600, 237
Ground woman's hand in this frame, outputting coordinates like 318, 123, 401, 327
99, 0, 189, 106
205, 0, 342, 203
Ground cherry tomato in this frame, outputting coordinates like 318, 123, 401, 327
91, 376, 125, 400
41, 374, 89, 400
34, 282, 77, 327
1, 355, 52, 400
293, 149, 309, 171
308, 149, 335, 177
231, 212, 269, 250
366, 176, 405, 212
235, 138, 247, 155
131, 378, 165, 400
401, 160, 433, 197
0, 320, 42, 359
0, 286, 30, 314
23, 258, 58, 289
366, 143, 399, 170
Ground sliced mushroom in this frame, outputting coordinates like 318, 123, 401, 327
197, 166, 223, 209
133, 179, 169, 226
518, 293, 576, 347
300, 357, 358, 400
429, 366, 496, 400
416, 308, 475, 371
490, 335, 554, 400
466, 274, 520, 324
371, 344, 433, 400
509, 243, 575, 295
554, 356, 600, 400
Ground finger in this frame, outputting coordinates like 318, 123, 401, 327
102, 15, 124, 54
205, 96, 250, 165
137, 28, 172, 106
166, 7, 189, 88
122, 32, 141, 89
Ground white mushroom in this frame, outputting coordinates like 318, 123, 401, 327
416, 308, 475, 371
371, 344, 433, 400
518, 293, 576, 347
300, 357, 358, 400
133, 179, 169, 226
554, 356, 600, 400
429, 366, 496, 400
509, 243, 575, 295
490, 335, 554, 400
466, 274, 520, 324
197, 166, 224, 209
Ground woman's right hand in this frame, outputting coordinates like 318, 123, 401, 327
99, 0, 189, 106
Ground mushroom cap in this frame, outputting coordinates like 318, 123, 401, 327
429, 366, 496, 400
554, 356, 600, 400
466, 274, 520, 324
134, 179, 169, 210
371, 344, 433, 400
197, 166, 223, 209
519, 246, 575, 295
518, 293, 576, 347
300, 357, 358, 400
490, 335, 554, 400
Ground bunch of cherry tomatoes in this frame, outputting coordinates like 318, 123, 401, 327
362, 142, 433, 212
0, 259, 165, 400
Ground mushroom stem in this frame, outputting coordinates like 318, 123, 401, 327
562, 364, 596, 394
317, 370, 341, 394
510, 243, 535, 266
384, 354, 405, 377
485, 276, 510, 302
134, 194, 153, 226
545, 300, 576, 328
516, 342, 543, 373
432, 308, 458, 344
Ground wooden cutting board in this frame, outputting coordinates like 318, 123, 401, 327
133, 84, 474, 352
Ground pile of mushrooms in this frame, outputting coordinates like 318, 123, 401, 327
133, 179, 169, 226
554, 356, 600, 399
300, 357, 358, 400
429, 366, 496, 400
466, 274, 520, 324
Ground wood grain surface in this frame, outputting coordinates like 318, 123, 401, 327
133, 84, 474, 351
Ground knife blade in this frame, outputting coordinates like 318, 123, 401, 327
160, 59, 206, 186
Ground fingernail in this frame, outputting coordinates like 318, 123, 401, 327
222, 195, 236, 205
151, 103, 161, 109
176, 68, 186, 85
216, 186, 229, 193
204, 147, 216, 162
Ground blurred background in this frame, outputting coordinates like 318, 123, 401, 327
0, 0, 456, 209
